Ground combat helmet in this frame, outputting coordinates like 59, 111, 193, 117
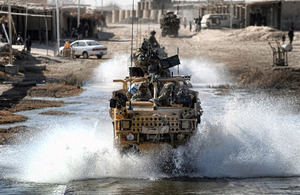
150, 30, 156, 35
138, 82, 148, 93
165, 82, 175, 92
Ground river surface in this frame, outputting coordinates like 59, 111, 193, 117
0, 56, 300, 194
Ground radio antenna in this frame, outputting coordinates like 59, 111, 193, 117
129, 0, 135, 111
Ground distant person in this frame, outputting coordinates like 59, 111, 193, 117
148, 30, 160, 49
288, 23, 294, 44
282, 34, 286, 44
63, 41, 71, 57
25, 35, 32, 53
183, 17, 187, 29
70, 27, 76, 38
84, 22, 89, 37
189, 21, 192, 31
16, 33, 23, 45
64, 41, 70, 49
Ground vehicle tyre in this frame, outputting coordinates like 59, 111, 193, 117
83, 52, 89, 59
97, 55, 103, 59
75, 55, 80, 58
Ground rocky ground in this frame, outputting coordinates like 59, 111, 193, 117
0, 23, 299, 143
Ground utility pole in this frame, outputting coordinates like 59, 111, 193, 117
78, 0, 80, 29
101, 0, 103, 31
25, 0, 28, 47
8, 0, 12, 64
55, 0, 60, 56
230, 0, 233, 28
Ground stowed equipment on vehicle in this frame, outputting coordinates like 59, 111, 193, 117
109, 36, 203, 154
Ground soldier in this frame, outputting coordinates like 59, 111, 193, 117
148, 30, 160, 49
134, 48, 148, 74
131, 82, 152, 101
158, 82, 175, 106
25, 35, 32, 53
288, 23, 294, 44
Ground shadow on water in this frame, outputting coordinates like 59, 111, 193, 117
0, 52, 46, 111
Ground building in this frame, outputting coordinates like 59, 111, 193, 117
0, 1, 106, 44
138, 0, 173, 10
196, 0, 299, 30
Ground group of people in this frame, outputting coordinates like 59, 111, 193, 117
69, 21, 90, 39
134, 30, 169, 77
130, 30, 195, 107
250, 9, 266, 26
131, 81, 175, 107
16, 33, 32, 53
131, 79, 198, 109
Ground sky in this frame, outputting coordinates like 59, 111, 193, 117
83, 0, 135, 9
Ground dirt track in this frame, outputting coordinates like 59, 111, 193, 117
0, 24, 299, 142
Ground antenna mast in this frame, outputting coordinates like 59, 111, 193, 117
129, 0, 135, 111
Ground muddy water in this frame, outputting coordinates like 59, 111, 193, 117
0, 56, 300, 194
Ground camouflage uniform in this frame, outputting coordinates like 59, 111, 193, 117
131, 82, 152, 101
158, 82, 175, 106
148, 31, 160, 49
134, 48, 148, 73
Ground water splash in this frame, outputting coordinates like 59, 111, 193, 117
170, 57, 231, 85
0, 56, 299, 184
175, 94, 300, 178
89, 54, 129, 84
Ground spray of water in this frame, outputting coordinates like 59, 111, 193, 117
89, 54, 129, 84
0, 56, 299, 184
170, 57, 231, 85
175, 95, 300, 178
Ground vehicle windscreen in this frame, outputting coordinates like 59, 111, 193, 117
87, 41, 100, 46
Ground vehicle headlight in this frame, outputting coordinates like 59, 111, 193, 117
126, 133, 135, 141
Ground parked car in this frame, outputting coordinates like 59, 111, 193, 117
59, 40, 107, 59
201, 14, 242, 29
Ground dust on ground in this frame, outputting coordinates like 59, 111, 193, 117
0, 24, 299, 143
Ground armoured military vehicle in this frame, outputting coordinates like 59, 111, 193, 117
109, 43, 203, 154
160, 12, 180, 37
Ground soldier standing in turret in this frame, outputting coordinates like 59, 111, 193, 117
148, 30, 160, 49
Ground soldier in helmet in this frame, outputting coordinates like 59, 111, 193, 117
131, 82, 152, 101
134, 48, 148, 74
158, 82, 175, 106
148, 30, 160, 49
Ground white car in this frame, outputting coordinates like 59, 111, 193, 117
59, 40, 107, 59
201, 14, 242, 29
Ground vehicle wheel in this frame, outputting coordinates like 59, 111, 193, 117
82, 52, 89, 59
97, 55, 103, 59
75, 55, 80, 58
